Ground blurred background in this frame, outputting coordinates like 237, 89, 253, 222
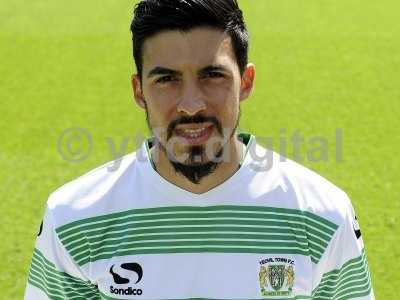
1, 0, 399, 298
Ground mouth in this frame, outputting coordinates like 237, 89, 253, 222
174, 123, 214, 146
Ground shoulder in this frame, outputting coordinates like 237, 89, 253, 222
283, 157, 351, 225
252, 142, 353, 227
46, 151, 139, 228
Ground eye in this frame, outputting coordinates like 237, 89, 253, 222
155, 75, 177, 84
204, 71, 224, 79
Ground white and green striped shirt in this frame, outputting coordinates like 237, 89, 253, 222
24, 133, 374, 299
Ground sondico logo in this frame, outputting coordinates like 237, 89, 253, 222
109, 263, 143, 296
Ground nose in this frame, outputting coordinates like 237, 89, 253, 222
176, 78, 206, 116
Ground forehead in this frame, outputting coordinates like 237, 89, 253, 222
142, 27, 237, 72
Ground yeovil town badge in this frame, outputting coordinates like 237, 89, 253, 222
258, 257, 295, 297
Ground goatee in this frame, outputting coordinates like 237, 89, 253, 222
168, 145, 224, 184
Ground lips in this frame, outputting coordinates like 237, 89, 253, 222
175, 124, 214, 145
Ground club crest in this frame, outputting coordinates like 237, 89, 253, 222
259, 257, 295, 296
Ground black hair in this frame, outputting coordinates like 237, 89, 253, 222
130, 0, 249, 78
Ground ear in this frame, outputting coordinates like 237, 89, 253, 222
239, 63, 256, 103
131, 74, 146, 109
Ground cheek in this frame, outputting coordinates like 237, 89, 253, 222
144, 87, 179, 124
203, 79, 234, 99
203, 81, 240, 120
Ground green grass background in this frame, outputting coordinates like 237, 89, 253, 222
1, 0, 399, 298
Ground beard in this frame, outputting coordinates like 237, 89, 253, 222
144, 103, 241, 185
160, 143, 224, 184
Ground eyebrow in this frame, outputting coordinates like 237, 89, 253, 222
147, 64, 230, 79
147, 67, 180, 78
199, 65, 230, 75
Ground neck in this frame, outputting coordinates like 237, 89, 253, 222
150, 133, 245, 195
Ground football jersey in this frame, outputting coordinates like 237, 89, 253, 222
24, 133, 375, 299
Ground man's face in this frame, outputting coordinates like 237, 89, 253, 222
133, 27, 254, 168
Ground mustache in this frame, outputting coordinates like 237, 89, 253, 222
167, 115, 223, 140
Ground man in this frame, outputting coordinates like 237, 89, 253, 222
24, 0, 374, 299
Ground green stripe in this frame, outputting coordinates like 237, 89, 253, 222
58, 217, 332, 249
315, 250, 368, 287
99, 291, 312, 300
62, 224, 320, 252
78, 239, 308, 257
70, 234, 310, 258
78, 228, 309, 245
312, 249, 373, 300
57, 206, 337, 236
77, 246, 311, 266
58, 212, 335, 238
55, 206, 338, 266
315, 288, 372, 300
73, 232, 309, 254
29, 264, 96, 295
303, 211, 338, 232
28, 248, 99, 300
61, 219, 310, 243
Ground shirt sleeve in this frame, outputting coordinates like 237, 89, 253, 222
24, 204, 100, 300
312, 196, 375, 300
